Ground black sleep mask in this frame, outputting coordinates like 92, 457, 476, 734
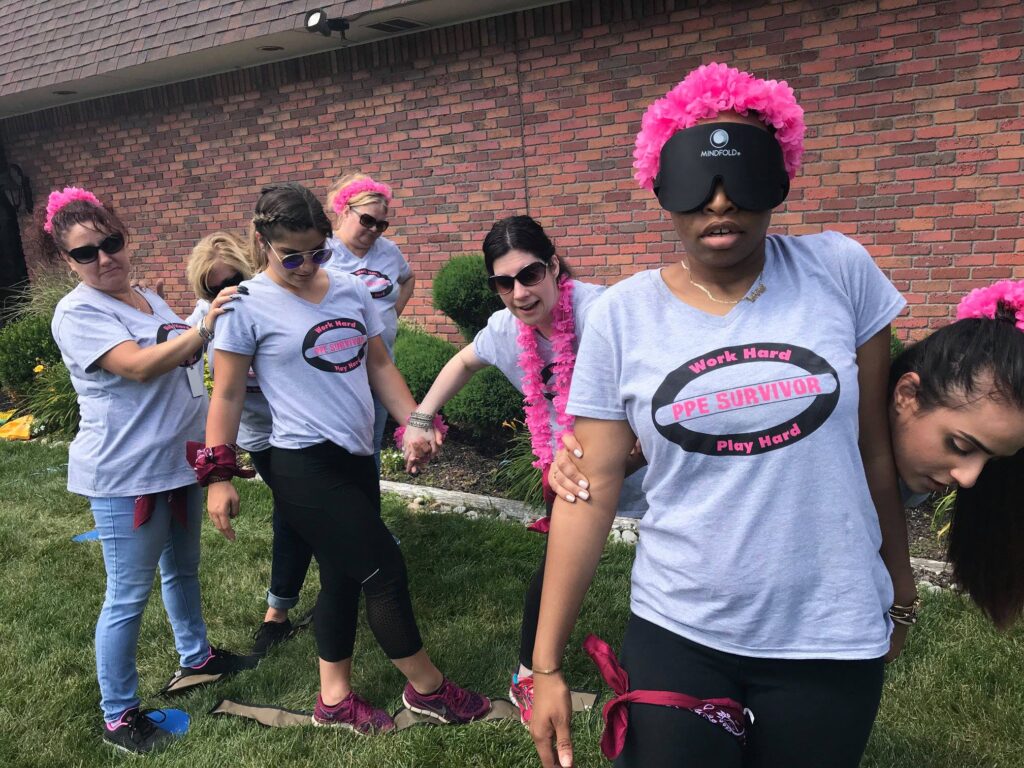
653, 122, 790, 213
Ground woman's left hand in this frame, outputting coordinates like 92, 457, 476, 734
403, 428, 437, 474
884, 623, 908, 663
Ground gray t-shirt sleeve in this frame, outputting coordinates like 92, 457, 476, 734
397, 248, 413, 282
566, 311, 628, 421
830, 232, 906, 346
213, 299, 258, 357
54, 301, 134, 374
470, 310, 506, 368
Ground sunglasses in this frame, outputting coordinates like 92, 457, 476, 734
486, 261, 551, 295
350, 207, 389, 233
204, 272, 244, 299
67, 232, 125, 264
266, 241, 333, 270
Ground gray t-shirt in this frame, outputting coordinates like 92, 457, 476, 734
472, 279, 648, 516
324, 236, 412, 353
187, 300, 272, 453
52, 283, 207, 497
567, 232, 907, 660
214, 271, 384, 455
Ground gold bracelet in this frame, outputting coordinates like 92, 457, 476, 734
532, 666, 562, 676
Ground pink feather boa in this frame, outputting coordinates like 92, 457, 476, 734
517, 276, 576, 470
956, 279, 1024, 331
44, 186, 102, 233
332, 178, 392, 215
633, 62, 806, 190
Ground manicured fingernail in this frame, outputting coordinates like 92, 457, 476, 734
579, 490, 589, 501
578, 479, 589, 489
237, 285, 249, 295
221, 306, 234, 312
565, 493, 575, 502
573, 449, 583, 458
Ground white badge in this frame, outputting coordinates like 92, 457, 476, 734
186, 362, 206, 398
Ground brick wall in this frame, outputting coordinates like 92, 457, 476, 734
2, 0, 1022, 340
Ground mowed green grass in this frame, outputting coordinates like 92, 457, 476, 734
0, 441, 1021, 767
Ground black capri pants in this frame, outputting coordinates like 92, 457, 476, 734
615, 614, 885, 768
269, 441, 422, 662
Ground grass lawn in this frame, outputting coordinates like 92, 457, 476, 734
1, 441, 1022, 767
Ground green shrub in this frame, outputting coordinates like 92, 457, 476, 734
494, 420, 544, 508
432, 253, 504, 341
445, 366, 523, 436
890, 327, 906, 361
0, 314, 62, 398
21, 361, 78, 437
393, 323, 458, 402
9, 268, 77, 323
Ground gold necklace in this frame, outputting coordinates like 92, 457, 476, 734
679, 259, 766, 306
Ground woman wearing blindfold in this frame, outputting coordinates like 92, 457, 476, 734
529, 63, 913, 768
185, 233, 304, 658
401, 214, 647, 726
325, 173, 416, 472
46, 188, 246, 755
203, 181, 490, 735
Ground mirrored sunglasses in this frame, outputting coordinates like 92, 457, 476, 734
67, 232, 125, 264
486, 261, 550, 295
267, 241, 333, 270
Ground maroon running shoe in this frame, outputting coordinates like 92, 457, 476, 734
312, 692, 396, 735
401, 678, 491, 724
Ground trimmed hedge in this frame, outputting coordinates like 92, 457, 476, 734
0, 313, 61, 398
393, 323, 523, 436
432, 253, 504, 341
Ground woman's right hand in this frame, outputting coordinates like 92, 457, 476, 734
206, 480, 240, 541
203, 285, 243, 333
530, 673, 575, 768
550, 432, 590, 503
402, 424, 440, 474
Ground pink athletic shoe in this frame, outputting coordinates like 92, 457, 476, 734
509, 673, 534, 724
401, 678, 491, 724
312, 692, 396, 735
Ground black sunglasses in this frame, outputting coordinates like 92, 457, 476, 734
486, 261, 550, 295
204, 272, 244, 299
67, 233, 125, 264
350, 207, 389, 233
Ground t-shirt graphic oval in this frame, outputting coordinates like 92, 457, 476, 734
352, 267, 394, 299
156, 322, 201, 367
302, 317, 368, 374
651, 342, 840, 456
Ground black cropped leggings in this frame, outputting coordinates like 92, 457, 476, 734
614, 614, 885, 768
269, 441, 422, 662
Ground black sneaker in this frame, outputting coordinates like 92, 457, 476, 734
252, 618, 293, 658
102, 708, 175, 754
161, 646, 255, 695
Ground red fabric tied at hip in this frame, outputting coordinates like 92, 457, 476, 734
134, 487, 190, 529
187, 441, 255, 487
583, 634, 748, 760
526, 463, 558, 534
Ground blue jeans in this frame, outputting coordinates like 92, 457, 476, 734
90, 487, 209, 722
372, 395, 388, 473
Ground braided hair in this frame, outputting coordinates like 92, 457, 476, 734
249, 182, 333, 270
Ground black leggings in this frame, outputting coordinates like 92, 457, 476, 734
269, 442, 422, 662
615, 614, 885, 768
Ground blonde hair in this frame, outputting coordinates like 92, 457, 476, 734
326, 172, 390, 227
186, 231, 255, 300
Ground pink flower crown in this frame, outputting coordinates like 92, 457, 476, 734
633, 62, 806, 190
44, 186, 103, 233
331, 178, 392, 215
956, 279, 1024, 332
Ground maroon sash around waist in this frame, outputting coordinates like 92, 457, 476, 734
583, 634, 748, 760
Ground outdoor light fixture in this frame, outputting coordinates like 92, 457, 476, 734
304, 9, 349, 37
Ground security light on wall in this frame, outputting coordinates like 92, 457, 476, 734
304, 9, 349, 37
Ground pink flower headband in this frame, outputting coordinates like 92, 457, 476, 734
956, 279, 1024, 331
633, 62, 806, 190
44, 186, 103, 234
331, 178, 392, 215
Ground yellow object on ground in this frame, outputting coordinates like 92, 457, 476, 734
0, 409, 15, 422
0, 415, 33, 440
